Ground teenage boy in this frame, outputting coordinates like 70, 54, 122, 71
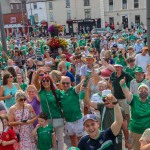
32, 112, 56, 150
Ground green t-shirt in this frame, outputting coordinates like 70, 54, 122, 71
37, 124, 54, 150
20, 83, 27, 91
60, 87, 82, 122
20, 45, 27, 56
78, 39, 86, 46
128, 95, 150, 134
114, 55, 127, 67
124, 65, 139, 78
65, 61, 71, 70
39, 89, 62, 119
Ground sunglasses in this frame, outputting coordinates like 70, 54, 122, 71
19, 98, 26, 102
39, 74, 44, 77
37, 65, 44, 67
62, 82, 70, 85
90, 51, 94, 52
42, 79, 50, 83
9, 75, 13, 78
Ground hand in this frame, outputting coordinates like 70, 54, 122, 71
105, 94, 117, 103
2, 141, 8, 146
120, 77, 126, 87
0, 139, 2, 144
125, 140, 132, 149
36, 124, 41, 129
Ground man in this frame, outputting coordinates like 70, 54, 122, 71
94, 34, 100, 59
110, 63, 133, 123
134, 39, 144, 54
130, 67, 150, 94
60, 76, 84, 146
78, 94, 123, 150
26, 47, 36, 61
84, 87, 131, 149
80, 54, 96, 80
135, 47, 150, 72
58, 61, 75, 86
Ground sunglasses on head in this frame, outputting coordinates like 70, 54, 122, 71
42, 79, 50, 83
62, 82, 70, 85
19, 98, 26, 102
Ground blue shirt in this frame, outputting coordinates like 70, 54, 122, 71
78, 128, 116, 150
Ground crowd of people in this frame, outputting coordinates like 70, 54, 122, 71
0, 26, 150, 150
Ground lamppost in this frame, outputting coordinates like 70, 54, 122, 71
0, 1, 7, 54
146, 0, 150, 55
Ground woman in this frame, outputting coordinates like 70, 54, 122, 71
0, 51, 9, 70
140, 128, 150, 150
0, 73, 20, 110
26, 85, 41, 127
98, 57, 115, 80
8, 90, 37, 150
55, 48, 63, 66
105, 50, 115, 65
13, 50, 22, 69
126, 46, 136, 58
44, 51, 55, 67
120, 79, 150, 150
34, 71, 64, 150
145, 64, 150, 80
27, 58, 36, 85
16, 74, 27, 91
124, 57, 139, 78
60, 54, 71, 71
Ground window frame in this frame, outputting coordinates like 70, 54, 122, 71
49, 1, 53, 10
33, 2, 37, 9
84, 0, 90, 6
122, 0, 127, 9
84, 9, 91, 19
109, 0, 113, 11
67, 10, 71, 20
66, 0, 70, 8
49, 12, 54, 22
134, 0, 139, 8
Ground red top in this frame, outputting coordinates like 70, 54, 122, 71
0, 127, 17, 150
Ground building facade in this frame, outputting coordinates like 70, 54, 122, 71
104, 0, 146, 29
46, 0, 102, 34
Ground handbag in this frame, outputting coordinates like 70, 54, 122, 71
45, 91, 64, 128
17, 105, 25, 142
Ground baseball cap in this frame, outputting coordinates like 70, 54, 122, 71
138, 83, 149, 91
134, 67, 144, 73
114, 63, 123, 67
112, 44, 118, 48
83, 114, 98, 125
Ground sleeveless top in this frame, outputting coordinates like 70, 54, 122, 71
45, 60, 53, 65
3, 84, 18, 109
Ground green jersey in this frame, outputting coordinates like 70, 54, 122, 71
124, 65, 139, 78
60, 87, 82, 122
20, 83, 27, 91
39, 89, 62, 119
128, 95, 150, 134
37, 124, 54, 150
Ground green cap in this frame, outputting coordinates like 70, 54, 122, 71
134, 67, 144, 73
68, 147, 80, 150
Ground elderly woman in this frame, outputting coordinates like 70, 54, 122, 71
140, 128, 150, 150
120, 78, 150, 150
8, 90, 37, 150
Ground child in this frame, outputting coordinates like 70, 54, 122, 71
32, 112, 56, 150
0, 114, 17, 150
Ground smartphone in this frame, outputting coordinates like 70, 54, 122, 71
22, 120, 28, 123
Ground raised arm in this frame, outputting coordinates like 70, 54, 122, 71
120, 77, 133, 102
106, 94, 123, 136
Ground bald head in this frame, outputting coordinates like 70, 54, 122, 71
61, 76, 71, 91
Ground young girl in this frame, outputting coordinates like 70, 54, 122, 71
0, 114, 17, 150
32, 112, 56, 150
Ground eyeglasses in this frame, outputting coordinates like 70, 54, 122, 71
28, 91, 35, 93
42, 80, 50, 83
19, 98, 26, 102
62, 82, 70, 85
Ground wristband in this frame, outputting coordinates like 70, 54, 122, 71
112, 101, 118, 105
121, 83, 127, 89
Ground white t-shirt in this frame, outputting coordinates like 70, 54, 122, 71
135, 54, 150, 72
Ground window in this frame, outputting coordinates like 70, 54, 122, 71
66, 0, 70, 8
10, 4, 13, 9
109, 0, 113, 11
134, 0, 139, 8
109, 17, 114, 24
84, 0, 90, 6
67, 10, 71, 20
34, 14, 39, 22
122, 0, 127, 9
49, 2, 53, 10
135, 15, 140, 24
85, 9, 91, 19
50, 12, 54, 22
33, 3, 37, 9
16, 4, 19, 9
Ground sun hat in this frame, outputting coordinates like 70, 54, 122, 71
83, 114, 98, 125
85, 54, 96, 63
